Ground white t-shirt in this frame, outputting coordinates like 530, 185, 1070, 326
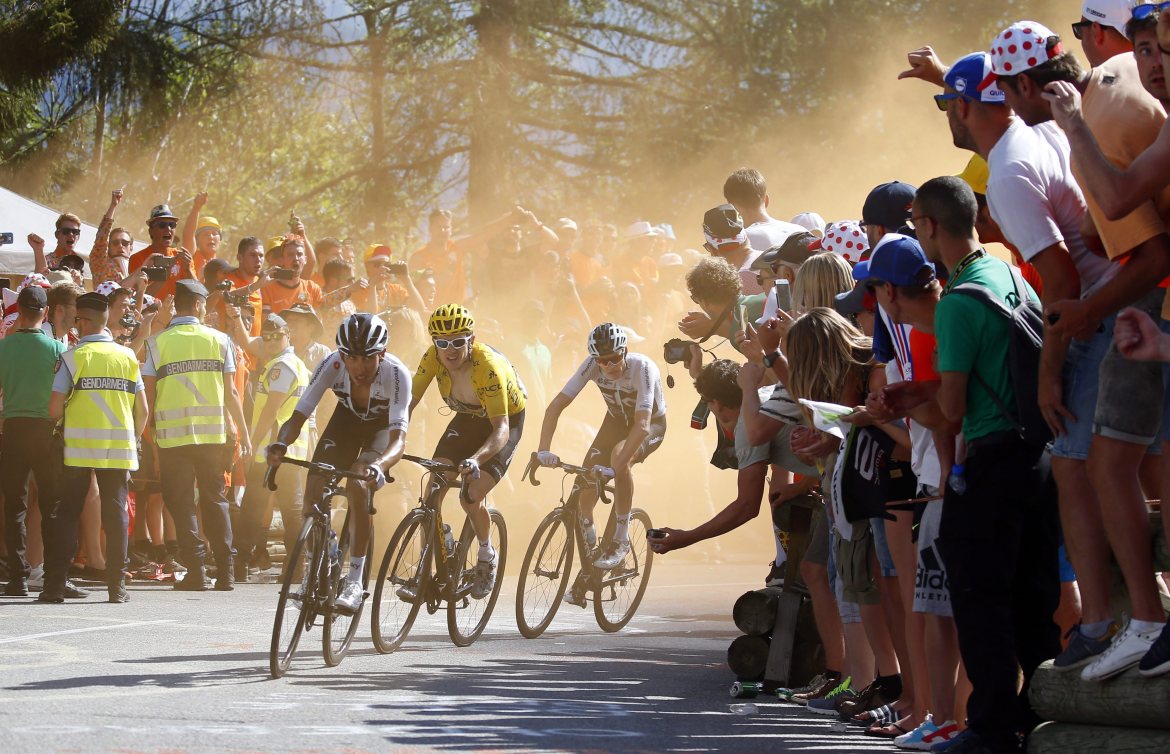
560, 352, 666, 423
296, 350, 411, 430
746, 217, 806, 252
986, 118, 1116, 299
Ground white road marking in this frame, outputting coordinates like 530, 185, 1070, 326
0, 619, 175, 645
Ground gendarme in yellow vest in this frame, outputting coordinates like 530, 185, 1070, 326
147, 322, 229, 448
62, 340, 141, 470
251, 348, 311, 463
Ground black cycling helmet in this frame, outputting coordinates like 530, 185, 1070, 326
336, 312, 389, 357
587, 322, 627, 357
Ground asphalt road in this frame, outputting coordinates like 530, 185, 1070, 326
0, 561, 892, 754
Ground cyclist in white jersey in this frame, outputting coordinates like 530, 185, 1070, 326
536, 323, 667, 586
268, 313, 411, 612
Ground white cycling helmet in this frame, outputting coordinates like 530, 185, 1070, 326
588, 322, 627, 357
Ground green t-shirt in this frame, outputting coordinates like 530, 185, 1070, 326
729, 293, 767, 354
0, 329, 68, 420
934, 254, 1032, 442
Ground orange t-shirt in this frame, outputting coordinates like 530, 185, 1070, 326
262, 278, 323, 314
411, 241, 465, 304
128, 246, 191, 298
569, 252, 606, 289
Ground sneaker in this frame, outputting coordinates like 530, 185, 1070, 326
805, 677, 853, 715
160, 555, 185, 574
1081, 621, 1161, 681
837, 676, 898, 719
1052, 622, 1117, 671
562, 572, 589, 608
930, 728, 992, 754
593, 540, 631, 570
108, 579, 129, 604
765, 560, 785, 588
27, 564, 44, 591
62, 580, 89, 599
335, 581, 364, 613
787, 673, 841, 705
469, 553, 498, 600
1138, 619, 1170, 677
776, 672, 827, 702
4, 577, 29, 597
894, 716, 939, 750
920, 721, 961, 750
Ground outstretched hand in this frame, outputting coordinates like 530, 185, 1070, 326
898, 46, 948, 87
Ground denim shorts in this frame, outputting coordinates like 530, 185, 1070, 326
869, 516, 898, 578
1051, 315, 1114, 460
1094, 288, 1170, 445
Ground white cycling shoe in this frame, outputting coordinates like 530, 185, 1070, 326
335, 581, 364, 613
593, 540, 630, 570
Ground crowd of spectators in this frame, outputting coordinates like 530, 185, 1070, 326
4, 3, 1170, 753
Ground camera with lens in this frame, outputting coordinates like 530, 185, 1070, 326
663, 338, 695, 366
119, 314, 139, 330
223, 290, 248, 308
215, 280, 233, 292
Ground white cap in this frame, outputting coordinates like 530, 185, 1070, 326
555, 217, 578, 232
1082, 1, 1133, 37
790, 211, 826, 236
624, 221, 658, 240
657, 252, 684, 267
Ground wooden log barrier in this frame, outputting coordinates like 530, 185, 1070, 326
727, 634, 770, 681
732, 587, 785, 636
1029, 721, 1170, 754
1029, 662, 1170, 732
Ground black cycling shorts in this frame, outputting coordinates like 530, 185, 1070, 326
312, 405, 393, 474
582, 412, 667, 468
433, 410, 525, 482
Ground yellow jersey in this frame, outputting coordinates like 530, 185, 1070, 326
412, 341, 526, 418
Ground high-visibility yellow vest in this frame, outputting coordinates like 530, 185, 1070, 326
146, 323, 229, 448
61, 340, 141, 470
251, 348, 311, 463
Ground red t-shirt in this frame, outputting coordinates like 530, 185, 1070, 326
128, 246, 192, 298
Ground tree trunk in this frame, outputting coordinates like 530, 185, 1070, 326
732, 587, 783, 636
1029, 662, 1170, 731
727, 634, 770, 681
467, 1, 514, 227
364, 10, 388, 239
1029, 721, 1170, 753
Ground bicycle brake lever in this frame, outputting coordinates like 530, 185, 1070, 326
598, 480, 612, 505
524, 455, 541, 487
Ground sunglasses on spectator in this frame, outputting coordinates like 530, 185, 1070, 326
1131, 3, 1170, 21
433, 336, 470, 350
596, 352, 625, 366
1070, 20, 1093, 40
262, 331, 287, 341
57, 227, 81, 237
152, 221, 177, 230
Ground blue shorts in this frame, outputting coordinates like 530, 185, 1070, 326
1051, 316, 1114, 460
870, 516, 897, 578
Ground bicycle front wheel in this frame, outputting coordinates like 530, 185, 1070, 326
593, 508, 654, 632
515, 510, 574, 639
270, 516, 320, 679
371, 510, 431, 654
322, 510, 370, 667
448, 508, 508, 646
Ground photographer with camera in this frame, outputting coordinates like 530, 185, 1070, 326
355, 244, 427, 315
127, 205, 195, 299
262, 235, 324, 315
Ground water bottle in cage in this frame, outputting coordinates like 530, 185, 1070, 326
442, 523, 455, 559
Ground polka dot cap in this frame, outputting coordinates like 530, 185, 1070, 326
17, 273, 51, 292
817, 221, 870, 263
981, 21, 1064, 89
95, 281, 122, 298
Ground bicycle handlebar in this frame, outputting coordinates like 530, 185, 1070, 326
402, 454, 461, 474
522, 453, 613, 505
264, 457, 382, 515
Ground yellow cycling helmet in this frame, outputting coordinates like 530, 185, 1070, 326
428, 303, 475, 338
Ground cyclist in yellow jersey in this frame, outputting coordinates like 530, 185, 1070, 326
411, 303, 526, 599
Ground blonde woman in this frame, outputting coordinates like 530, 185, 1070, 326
786, 307, 916, 729
792, 252, 855, 314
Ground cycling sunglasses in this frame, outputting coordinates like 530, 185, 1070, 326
1132, 3, 1170, 21
433, 336, 471, 350
262, 330, 287, 341
596, 352, 625, 366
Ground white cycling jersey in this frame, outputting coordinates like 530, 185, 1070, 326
296, 350, 411, 431
560, 352, 666, 424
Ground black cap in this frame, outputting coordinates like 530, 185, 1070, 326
834, 283, 868, 316
54, 254, 86, 272
76, 292, 109, 312
702, 204, 745, 243
174, 279, 209, 298
17, 286, 47, 310
862, 181, 917, 231
773, 231, 819, 267
262, 313, 288, 334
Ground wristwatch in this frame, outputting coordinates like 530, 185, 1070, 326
763, 350, 781, 368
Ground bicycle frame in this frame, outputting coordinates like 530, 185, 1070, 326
400, 454, 468, 605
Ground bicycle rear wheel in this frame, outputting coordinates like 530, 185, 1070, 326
270, 517, 320, 679
515, 510, 574, 639
447, 508, 508, 646
593, 508, 653, 632
371, 510, 431, 653
322, 508, 371, 666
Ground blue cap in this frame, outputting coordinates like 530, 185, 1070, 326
862, 181, 916, 232
867, 235, 936, 287
938, 52, 1006, 107
850, 259, 871, 282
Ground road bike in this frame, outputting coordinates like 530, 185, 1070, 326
515, 453, 653, 637
371, 454, 508, 651
266, 458, 374, 679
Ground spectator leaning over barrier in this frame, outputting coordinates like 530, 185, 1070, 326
48, 292, 148, 604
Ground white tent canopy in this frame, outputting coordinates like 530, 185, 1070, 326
0, 184, 146, 277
